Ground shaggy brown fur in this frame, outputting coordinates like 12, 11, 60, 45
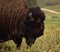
0, 0, 28, 47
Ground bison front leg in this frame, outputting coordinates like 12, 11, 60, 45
13, 37, 22, 48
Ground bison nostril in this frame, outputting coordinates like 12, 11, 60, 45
26, 39, 35, 47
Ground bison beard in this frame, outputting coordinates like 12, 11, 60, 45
0, 0, 28, 48
24, 7, 45, 46
0, 0, 45, 48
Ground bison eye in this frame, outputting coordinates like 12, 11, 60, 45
29, 17, 34, 21
37, 19, 41, 23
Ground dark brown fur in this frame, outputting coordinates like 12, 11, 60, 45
0, 0, 28, 47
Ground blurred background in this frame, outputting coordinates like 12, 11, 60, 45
0, 0, 60, 52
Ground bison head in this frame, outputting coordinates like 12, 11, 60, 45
24, 7, 45, 46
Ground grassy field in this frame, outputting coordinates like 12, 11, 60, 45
43, 5, 60, 12
0, 11, 60, 52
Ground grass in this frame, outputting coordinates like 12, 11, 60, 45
43, 5, 60, 12
44, 11, 60, 22
0, 11, 60, 52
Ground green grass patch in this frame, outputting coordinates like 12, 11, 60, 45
44, 11, 60, 20
44, 5, 60, 12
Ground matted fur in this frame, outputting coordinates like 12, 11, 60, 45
0, 0, 28, 47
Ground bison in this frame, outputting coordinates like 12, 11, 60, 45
0, 0, 45, 48
24, 7, 45, 46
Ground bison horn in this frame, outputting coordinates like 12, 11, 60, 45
29, 13, 32, 18
28, 13, 34, 21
